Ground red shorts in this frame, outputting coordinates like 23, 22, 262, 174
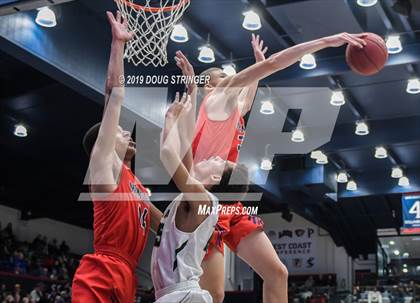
204, 202, 264, 258
72, 253, 136, 303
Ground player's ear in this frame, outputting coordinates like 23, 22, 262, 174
210, 174, 221, 182
200, 174, 219, 185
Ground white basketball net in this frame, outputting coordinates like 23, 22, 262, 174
116, 0, 190, 67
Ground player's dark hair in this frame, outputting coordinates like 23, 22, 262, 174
82, 122, 101, 157
211, 163, 249, 201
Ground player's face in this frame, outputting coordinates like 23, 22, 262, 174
115, 126, 136, 161
208, 69, 228, 87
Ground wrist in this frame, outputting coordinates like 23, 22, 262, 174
111, 39, 125, 48
319, 36, 331, 47
187, 84, 197, 93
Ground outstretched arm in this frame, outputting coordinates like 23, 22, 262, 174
219, 33, 367, 97
90, 11, 132, 192
238, 34, 268, 116
104, 11, 133, 110
160, 94, 210, 209
174, 51, 197, 172
160, 96, 212, 231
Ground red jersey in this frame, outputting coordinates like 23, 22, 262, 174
192, 94, 245, 164
72, 165, 151, 303
92, 164, 150, 269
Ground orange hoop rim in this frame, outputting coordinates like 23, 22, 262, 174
119, 0, 190, 13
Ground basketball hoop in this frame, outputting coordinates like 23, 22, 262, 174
115, 0, 190, 67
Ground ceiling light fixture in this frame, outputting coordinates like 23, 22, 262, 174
374, 146, 388, 159
14, 124, 27, 137
198, 45, 216, 63
406, 78, 420, 94
391, 167, 403, 179
337, 171, 349, 183
355, 121, 369, 136
330, 91, 346, 106
35, 7, 57, 28
346, 180, 358, 191
260, 157, 273, 171
310, 150, 328, 165
386, 35, 403, 54
170, 24, 189, 43
260, 100, 274, 115
299, 54, 316, 70
242, 10, 262, 31
316, 153, 328, 165
398, 176, 410, 187
291, 129, 305, 143
310, 150, 323, 160
357, 0, 378, 7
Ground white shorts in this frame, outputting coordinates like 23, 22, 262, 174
155, 289, 212, 303
154, 281, 212, 303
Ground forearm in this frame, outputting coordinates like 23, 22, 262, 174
160, 123, 203, 194
105, 40, 125, 108
161, 142, 196, 193
187, 86, 197, 117
181, 147, 193, 173
226, 37, 330, 89
178, 88, 197, 171
94, 89, 124, 158
161, 119, 182, 175
268, 37, 328, 71
149, 203, 163, 233
161, 147, 186, 186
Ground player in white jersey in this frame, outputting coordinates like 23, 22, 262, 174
151, 191, 218, 303
155, 87, 249, 303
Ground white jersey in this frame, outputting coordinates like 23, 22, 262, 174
151, 192, 218, 299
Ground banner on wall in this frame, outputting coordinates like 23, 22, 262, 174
402, 194, 420, 228
267, 227, 317, 273
401, 194, 420, 234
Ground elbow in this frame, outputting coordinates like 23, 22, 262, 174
160, 143, 173, 156
160, 146, 171, 162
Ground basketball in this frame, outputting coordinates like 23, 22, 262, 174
345, 32, 388, 76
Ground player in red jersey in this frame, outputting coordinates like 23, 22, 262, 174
71, 11, 162, 303
176, 32, 367, 303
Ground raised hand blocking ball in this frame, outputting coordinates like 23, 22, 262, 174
346, 32, 388, 76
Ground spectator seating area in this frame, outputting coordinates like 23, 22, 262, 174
348, 284, 418, 303
0, 221, 79, 302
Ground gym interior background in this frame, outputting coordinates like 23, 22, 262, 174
1, 0, 420, 302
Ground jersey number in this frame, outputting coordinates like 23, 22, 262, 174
409, 201, 420, 219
